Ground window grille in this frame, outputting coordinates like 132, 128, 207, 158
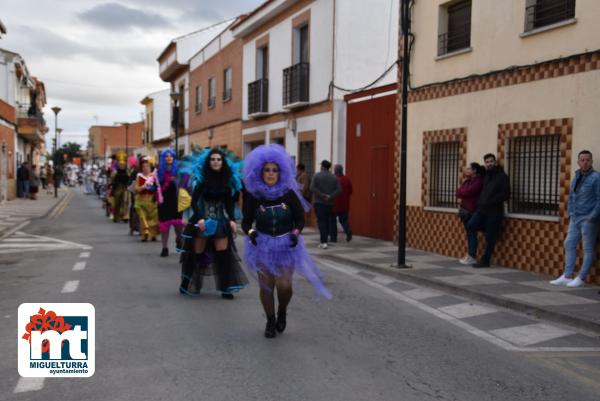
438, 1, 471, 56
507, 134, 560, 216
525, 0, 576, 31
429, 141, 460, 208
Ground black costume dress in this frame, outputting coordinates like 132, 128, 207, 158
179, 181, 248, 295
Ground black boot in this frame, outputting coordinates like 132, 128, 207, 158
215, 250, 233, 298
160, 248, 168, 257
179, 276, 190, 295
221, 293, 234, 300
276, 310, 287, 333
265, 315, 276, 338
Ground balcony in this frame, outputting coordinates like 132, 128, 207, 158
17, 104, 46, 143
282, 62, 309, 109
222, 88, 232, 102
208, 96, 216, 109
525, 0, 576, 32
248, 78, 269, 118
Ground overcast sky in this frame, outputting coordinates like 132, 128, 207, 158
1, 0, 263, 148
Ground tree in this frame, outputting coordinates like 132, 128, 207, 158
51, 142, 82, 165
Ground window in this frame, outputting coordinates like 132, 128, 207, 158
438, 1, 471, 56
208, 78, 216, 109
428, 141, 460, 208
298, 140, 315, 178
507, 134, 560, 216
195, 85, 202, 113
256, 46, 269, 80
223, 68, 232, 102
525, 0, 575, 31
293, 24, 309, 64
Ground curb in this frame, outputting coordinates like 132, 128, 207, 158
319, 253, 600, 335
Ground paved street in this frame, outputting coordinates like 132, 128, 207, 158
1, 189, 600, 401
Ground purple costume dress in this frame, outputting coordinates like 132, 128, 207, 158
242, 145, 331, 299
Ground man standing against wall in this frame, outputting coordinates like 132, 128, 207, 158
310, 160, 341, 249
550, 150, 600, 288
466, 153, 510, 268
331, 164, 353, 243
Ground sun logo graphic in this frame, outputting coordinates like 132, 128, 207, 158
18, 303, 95, 377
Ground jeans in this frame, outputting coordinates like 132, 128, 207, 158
314, 203, 333, 244
330, 212, 351, 242
563, 217, 600, 279
17, 180, 29, 199
465, 212, 503, 264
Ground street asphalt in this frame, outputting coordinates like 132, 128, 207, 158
1, 189, 599, 401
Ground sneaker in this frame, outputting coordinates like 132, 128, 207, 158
459, 255, 477, 265
549, 274, 572, 286
566, 276, 584, 288
318, 243, 328, 249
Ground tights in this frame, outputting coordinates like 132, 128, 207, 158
161, 225, 182, 249
258, 271, 293, 316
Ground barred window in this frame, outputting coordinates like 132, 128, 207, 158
194, 85, 202, 113
507, 134, 560, 216
438, 0, 471, 56
429, 141, 460, 208
525, 0, 576, 32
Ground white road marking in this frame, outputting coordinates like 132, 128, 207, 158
13, 377, 45, 393
5, 315, 11, 318
72, 261, 86, 271
318, 259, 600, 353
0, 231, 93, 254
61, 280, 79, 293
79, 252, 90, 258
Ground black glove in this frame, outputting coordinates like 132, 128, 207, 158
248, 229, 258, 246
290, 233, 298, 248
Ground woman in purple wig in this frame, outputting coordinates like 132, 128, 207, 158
242, 144, 331, 339
156, 149, 184, 257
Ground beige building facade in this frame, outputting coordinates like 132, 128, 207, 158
395, 0, 600, 282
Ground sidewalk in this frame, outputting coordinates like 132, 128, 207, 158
303, 228, 600, 335
0, 187, 69, 240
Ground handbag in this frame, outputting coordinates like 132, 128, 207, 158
203, 218, 218, 237
177, 188, 192, 212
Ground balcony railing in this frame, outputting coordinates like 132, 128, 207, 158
208, 96, 216, 109
17, 103, 45, 126
248, 78, 268, 116
438, 29, 471, 56
525, 0, 576, 31
283, 62, 309, 107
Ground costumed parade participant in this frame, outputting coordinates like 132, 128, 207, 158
134, 156, 159, 242
178, 147, 248, 298
242, 144, 332, 339
109, 152, 130, 223
128, 155, 140, 236
156, 149, 184, 257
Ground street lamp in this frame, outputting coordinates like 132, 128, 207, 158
57, 128, 63, 149
51, 106, 61, 198
103, 133, 108, 167
170, 91, 182, 157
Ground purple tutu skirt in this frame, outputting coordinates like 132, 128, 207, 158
244, 232, 332, 299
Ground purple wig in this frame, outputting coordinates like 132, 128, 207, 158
158, 148, 178, 182
243, 144, 296, 199
243, 144, 311, 211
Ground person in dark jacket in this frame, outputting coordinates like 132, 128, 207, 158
17, 162, 30, 199
310, 160, 341, 249
465, 154, 510, 268
331, 164, 353, 242
456, 162, 485, 265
